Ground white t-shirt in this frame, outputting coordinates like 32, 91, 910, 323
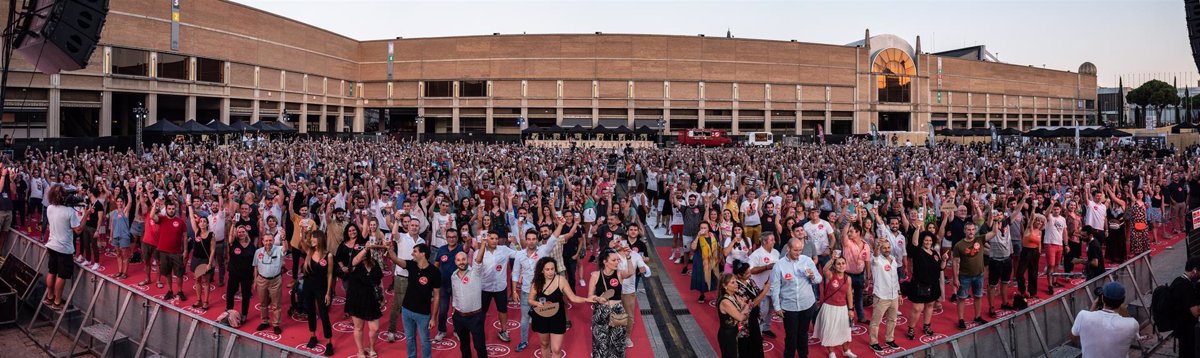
46, 205, 81, 254
723, 237, 750, 265
803, 220, 835, 256
391, 232, 423, 277
1085, 200, 1107, 230
747, 247, 780, 287
30, 177, 46, 200
618, 251, 651, 294
740, 200, 761, 226
1070, 309, 1138, 358
1044, 214, 1067, 245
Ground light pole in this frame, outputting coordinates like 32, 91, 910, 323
414, 116, 424, 142
656, 117, 666, 147
133, 103, 148, 155
517, 116, 526, 144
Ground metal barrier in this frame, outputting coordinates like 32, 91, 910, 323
1, 230, 314, 358
894, 250, 1159, 358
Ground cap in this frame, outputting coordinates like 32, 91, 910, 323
1102, 282, 1125, 300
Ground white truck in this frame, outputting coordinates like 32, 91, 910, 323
745, 132, 774, 146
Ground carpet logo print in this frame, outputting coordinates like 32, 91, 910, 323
851, 324, 868, 336
761, 341, 774, 353
919, 333, 947, 344
493, 319, 520, 330
332, 320, 355, 333
534, 348, 565, 358
486, 343, 511, 356
253, 331, 281, 341
295, 343, 325, 354
378, 331, 404, 341
431, 338, 458, 351
807, 333, 821, 345
332, 296, 346, 305
873, 346, 905, 356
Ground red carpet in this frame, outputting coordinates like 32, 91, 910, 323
15, 219, 653, 358
656, 229, 1186, 357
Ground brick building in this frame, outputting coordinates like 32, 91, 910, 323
0, 0, 1098, 138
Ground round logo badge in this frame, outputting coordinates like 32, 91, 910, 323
441, 255, 449, 263
495, 265, 503, 272
294, 343, 325, 354
419, 277, 428, 285
486, 344, 511, 357
233, 248, 241, 255
609, 278, 619, 287
884, 265, 891, 271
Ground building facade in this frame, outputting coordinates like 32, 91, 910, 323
0, 0, 1098, 138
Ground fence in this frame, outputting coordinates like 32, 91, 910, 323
1, 231, 313, 358
894, 250, 1159, 358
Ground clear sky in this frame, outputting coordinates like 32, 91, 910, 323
234, 0, 1192, 88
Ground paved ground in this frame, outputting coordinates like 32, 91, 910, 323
1136, 231, 1192, 358
0, 325, 48, 358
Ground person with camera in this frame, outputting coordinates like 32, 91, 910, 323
1070, 282, 1137, 358
42, 184, 91, 311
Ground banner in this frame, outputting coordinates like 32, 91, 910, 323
817, 124, 825, 145
171, 0, 181, 51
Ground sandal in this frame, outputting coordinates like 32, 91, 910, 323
923, 324, 934, 336
367, 350, 378, 358
42, 296, 56, 307
157, 282, 164, 289
191, 302, 203, 309
906, 326, 915, 340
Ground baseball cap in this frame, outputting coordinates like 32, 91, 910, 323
1102, 282, 1125, 300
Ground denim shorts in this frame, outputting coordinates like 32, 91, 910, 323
957, 274, 985, 298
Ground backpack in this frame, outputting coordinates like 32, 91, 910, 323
1151, 282, 1177, 332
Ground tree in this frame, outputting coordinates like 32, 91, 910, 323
1125, 80, 1179, 127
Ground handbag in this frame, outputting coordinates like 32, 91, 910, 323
192, 264, 210, 279
608, 309, 630, 327
533, 302, 561, 318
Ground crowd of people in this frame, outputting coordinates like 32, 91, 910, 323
15, 135, 1200, 358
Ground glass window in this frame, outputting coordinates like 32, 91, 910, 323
110, 47, 149, 76
873, 48, 915, 103
157, 53, 189, 80
459, 81, 486, 97
197, 57, 224, 83
424, 81, 452, 97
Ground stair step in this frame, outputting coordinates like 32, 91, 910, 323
1046, 345, 1082, 358
81, 323, 129, 343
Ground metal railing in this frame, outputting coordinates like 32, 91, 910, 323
894, 250, 1158, 358
2, 230, 314, 358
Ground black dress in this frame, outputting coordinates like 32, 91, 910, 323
530, 278, 568, 334
736, 280, 764, 358
717, 296, 741, 358
344, 262, 383, 321
1106, 208, 1127, 263
907, 247, 943, 304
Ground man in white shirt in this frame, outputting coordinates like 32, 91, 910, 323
615, 239, 650, 348
874, 211, 907, 280
1071, 282, 1138, 358
868, 238, 901, 351
748, 232, 781, 338
43, 185, 88, 310
385, 218, 425, 342
1043, 204, 1068, 294
478, 231, 519, 342
741, 190, 763, 245
803, 208, 835, 266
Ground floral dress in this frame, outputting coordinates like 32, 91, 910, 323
1128, 203, 1150, 256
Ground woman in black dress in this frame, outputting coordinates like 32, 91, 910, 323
732, 261, 769, 358
906, 231, 945, 340
717, 273, 749, 358
186, 204, 215, 311
225, 226, 255, 317
528, 256, 592, 358
334, 223, 364, 318
301, 231, 335, 355
347, 239, 385, 358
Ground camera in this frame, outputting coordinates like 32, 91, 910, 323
62, 189, 87, 207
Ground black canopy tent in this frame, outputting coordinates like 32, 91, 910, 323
229, 121, 258, 132
142, 120, 188, 135
179, 120, 215, 134
272, 121, 298, 133
251, 120, 279, 133
205, 120, 238, 134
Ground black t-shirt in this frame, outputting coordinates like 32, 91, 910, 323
334, 237, 367, 278
188, 232, 213, 260
1167, 181, 1188, 204
227, 239, 255, 274
85, 200, 104, 227
596, 224, 624, 250
945, 216, 971, 247
762, 212, 777, 233
1169, 276, 1199, 332
1084, 239, 1104, 278
402, 260, 441, 315
627, 237, 648, 257
562, 230, 583, 262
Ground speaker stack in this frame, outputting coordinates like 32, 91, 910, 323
12, 0, 109, 74
1189, 0, 1200, 73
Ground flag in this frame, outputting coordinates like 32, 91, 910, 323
927, 123, 935, 146
1074, 126, 1080, 155
817, 124, 826, 145
990, 123, 998, 151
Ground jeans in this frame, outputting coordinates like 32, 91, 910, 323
454, 312, 487, 358
401, 307, 432, 358
848, 271, 866, 319
759, 296, 774, 332
518, 289, 531, 345
436, 285, 452, 333
782, 307, 816, 358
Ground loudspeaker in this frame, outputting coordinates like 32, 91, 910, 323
13, 0, 109, 74
1188, 0, 1200, 72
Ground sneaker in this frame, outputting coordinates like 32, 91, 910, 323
762, 330, 776, 338
869, 344, 884, 351
843, 350, 858, 358
90, 262, 100, 270
498, 331, 511, 342
177, 292, 188, 302
273, 326, 281, 335
1000, 303, 1013, 310
973, 317, 988, 325
164, 291, 175, 301
886, 341, 900, 349
75, 256, 84, 263
434, 331, 445, 341
957, 319, 967, 330
385, 332, 397, 343
515, 342, 528, 352
307, 337, 318, 349
674, 257, 682, 264
256, 323, 270, 331
324, 343, 334, 356
626, 338, 633, 348
668, 252, 677, 261
81, 260, 91, 267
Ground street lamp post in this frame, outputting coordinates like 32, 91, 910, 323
414, 116, 424, 142
133, 103, 148, 155
656, 117, 666, 147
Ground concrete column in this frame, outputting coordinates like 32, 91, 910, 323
732, 109, 740, 134
353, 106, 364, 132
47, 89, 61, 137
299, 104, 308, 134
250, 99, 260, 123
147, 93, 158, 125
318, 105, 327, 132
764, 104, 773, 132
100, 91, 112, 136
483, 107, 491, 134
186, 96, 197, 121
220, 97, 230, 124
334, 107, 345, 133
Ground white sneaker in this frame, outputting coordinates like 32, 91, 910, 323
668, 251, 677, 261
75, 256, 84, 263
844, 350, 858, 358
674, 257, 682, 264
91, 263, 100, 270
434, 331, 445, 341
81, 260, 91, 266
